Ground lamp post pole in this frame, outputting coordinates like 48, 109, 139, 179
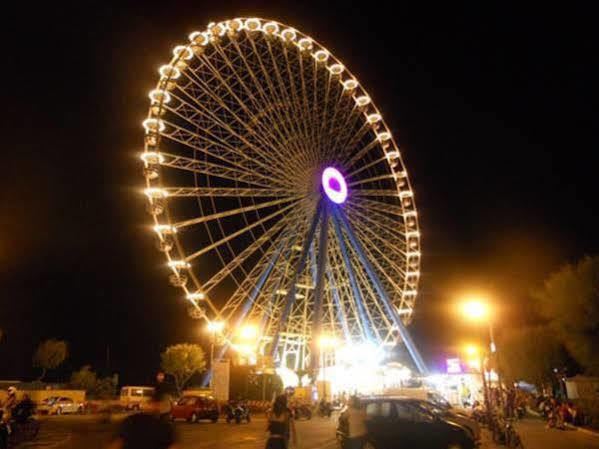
322, 349, 327, 402
210, 332, 215, 392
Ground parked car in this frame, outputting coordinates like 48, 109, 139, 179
170, 395, 219, 423
120, 386, 155, 411
337, 397, 475, 449
38, 396, 84, 415
409, 399, 481, 443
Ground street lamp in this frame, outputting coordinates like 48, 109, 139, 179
463, 344, 489, 414
460, 299, 496, 354
460, 296, 501, 412
239, 324, 258, 341
206, 321, 224, 392
318, 335, 338, 402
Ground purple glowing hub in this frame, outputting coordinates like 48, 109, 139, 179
321, 167, 348, 204
328, 177, 341, 192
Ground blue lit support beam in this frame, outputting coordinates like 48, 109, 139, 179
326, 267, 351, 345
311, 203, 329, 368
331, 210, 374, 342
202, 236, 286, 387
270, 201, 322, 359
334, 206, 428, 374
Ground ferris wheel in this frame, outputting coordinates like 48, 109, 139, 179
141, 18, 427, 374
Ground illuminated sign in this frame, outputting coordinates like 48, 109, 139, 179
446, 358, 462, 374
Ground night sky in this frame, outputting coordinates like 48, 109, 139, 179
1, 2, 595, 383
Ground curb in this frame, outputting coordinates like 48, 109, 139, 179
565, 423, 599, 437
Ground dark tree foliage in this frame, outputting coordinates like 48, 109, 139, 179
498, 326, 566, 386
533, 256, 599, 375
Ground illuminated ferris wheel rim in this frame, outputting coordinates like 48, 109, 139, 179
139, 17, 423, 369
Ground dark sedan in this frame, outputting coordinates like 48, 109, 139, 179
338, 397, 475, 449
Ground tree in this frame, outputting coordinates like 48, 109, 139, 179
94, 376, 117, 399
533, 255, 599, 374
69, 365, 97, 393
33, 339, 67, 381
497, 326, 566, 387
160, 344, 206, 395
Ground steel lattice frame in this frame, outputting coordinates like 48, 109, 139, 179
140, 18, 424, 372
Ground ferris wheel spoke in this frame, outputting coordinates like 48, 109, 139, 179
280, 45, 316, 165
245, 36, 312, 168
328, 107, 363, 160
348, 172, 396, 187
191, 54, 306, 179
173, 195, 304, 229
218, 211, 308, 322
262, 38, 315, 166
296, 50, 320, 165
322, 84, 350, 161
160, 122, 294, 188
314, 63, 332, 159
347, 256, 390, 343
310, 59, 322, 158
325, 268, 351, 344
165, 89, 297, 184
169, 78, 298, 182
346, 202, 407, 243
344, 137, 382, 170
350, 250, 411, 336
158, 152, 275, 188
347, 155, 388, 179
232, 37, 302, 158
352, 189, 401, 198
345, 223, 407, 295
328, 240, 367, 341
349, 217, 408, 265
349, 220, 410, 281
202, 207, 304, 294
350, 197, 404, 217
229, 39, 310, 168
184, 200, 300, 261
162, 187, 296, 197
329, 223, 372, 341
209, 45, 308, 176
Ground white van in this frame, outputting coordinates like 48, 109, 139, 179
120, 386, 155, 411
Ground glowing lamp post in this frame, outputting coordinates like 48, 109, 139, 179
206, 321, 224, 392
460, 296, 501, 412
239, 324, 258, 341
318, 335, 338, 402
460, 299, 496, 354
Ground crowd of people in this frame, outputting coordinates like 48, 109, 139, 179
471, 383, 587, 433
536, 395, 584, 429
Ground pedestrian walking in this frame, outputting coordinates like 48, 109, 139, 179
345, 396, 367, 449
265, 394, 296, 449
107, 393, 177, 449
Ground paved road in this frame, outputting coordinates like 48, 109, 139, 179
480, 416, 599, 449
20, 414, 599, 449
21, 414, 338, 449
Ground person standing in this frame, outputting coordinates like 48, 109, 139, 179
107, 394, 177, 449
154, 372, 172, 420
265, 395, 296, 449
345, 396, 367, 449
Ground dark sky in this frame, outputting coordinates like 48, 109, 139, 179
1, 2, 595, 382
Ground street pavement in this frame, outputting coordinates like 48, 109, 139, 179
20, 413, 338, 449
480, 416, 599, 449
19, 413, 599, 449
